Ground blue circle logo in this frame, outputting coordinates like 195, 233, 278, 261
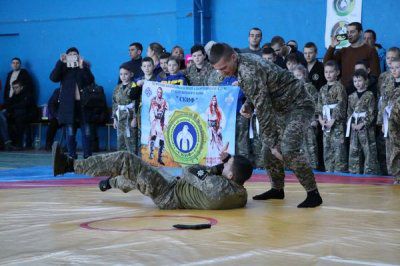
172, 122, 197, 153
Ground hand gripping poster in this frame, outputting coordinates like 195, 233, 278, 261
325, 0, 362, 49
140, 81, 239, 167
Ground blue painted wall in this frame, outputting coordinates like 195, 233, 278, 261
0, 0, 399, 149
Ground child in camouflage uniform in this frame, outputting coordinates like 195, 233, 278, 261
317, 60, 348, 172
346, 69, 378, 174
112, 64, 140, 154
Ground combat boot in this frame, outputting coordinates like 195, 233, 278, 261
158, 140, 165, 165
52, 141, 74, 176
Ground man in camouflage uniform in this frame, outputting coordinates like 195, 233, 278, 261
185, 45, 214, 86
52, 142, 253, 210
209, 43, 322, 208
346, 70, 378, 174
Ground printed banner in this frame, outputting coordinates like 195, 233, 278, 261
140, 81, 239, 167
325, 0, 362, 48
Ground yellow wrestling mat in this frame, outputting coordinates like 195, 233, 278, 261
1, 182, 399, 265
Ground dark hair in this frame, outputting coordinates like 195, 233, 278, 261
355, 59, 370, 69
262, 47, 275, 55
286, 53, 299, 64
168, 56, 181, 67
324, 60, 339, 71
119, 63, 132, 72
11, 57, 21, 63
191, 44, 205, 55
270, 36, 285, 46
364, 29, 376, 40
142, 56, 154, 66
348, 22, 363, 32
149, 42, 165, 58
172, 45, 184, 54
304, 42, 318, 52
160, 52, 172, 60
261, 43, 271, 49
231, 155, 253, 185
129, 42, 143, 52
66, 47, 79, 55
249, 27, 262, 36
209, 43, 235, 65
353, 69, 368, 81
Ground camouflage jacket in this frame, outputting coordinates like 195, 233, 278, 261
304, 82, 319, 116
112, 81, 139, 120
236, 53, 314, 148
173, 165, 248, 210
206, 69, 224, 86
347, 90, 376, 128
185, 61, 214, 86
377, 74, 399, 125
377, 71, 393, 101
317, 81, 348, 123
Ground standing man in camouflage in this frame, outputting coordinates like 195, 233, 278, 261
209, 43, 322, 208
52, 142, 253, 210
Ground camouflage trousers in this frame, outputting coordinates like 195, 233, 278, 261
323, 124, 348, 172
262, 107, 317, 192
235, 114, 250, 158
376, 128, 388, 175
388, 112, 400, 181
74, 151, 179, 209
117, 119, 139, 155
348, 128, 379, 174
303, 125, 318, 169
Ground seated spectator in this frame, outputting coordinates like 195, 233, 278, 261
45, 88, 62, 150
4, 80, 34, 149
364, 29, 386, 72
0, 110, 15, 150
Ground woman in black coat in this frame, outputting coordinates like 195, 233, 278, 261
49, 47, 94, 159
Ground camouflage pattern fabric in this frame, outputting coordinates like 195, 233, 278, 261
185, 61, 214, 86
389, 97, 400, 182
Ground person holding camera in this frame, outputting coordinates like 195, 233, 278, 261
49, 47, 95, 159
323, 22, 380, 88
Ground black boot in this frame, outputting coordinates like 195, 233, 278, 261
158, 140, 165, 165
297, 189, 323, 208
99, 177, 112, 192
253, 188, 285, 200
52, 141, 74, 176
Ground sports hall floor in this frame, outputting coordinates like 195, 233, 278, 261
0, 151, 399, 265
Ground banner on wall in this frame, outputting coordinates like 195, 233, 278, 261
325, 0, 362, 49
140, 81, 239, 167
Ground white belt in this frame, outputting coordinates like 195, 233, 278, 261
346, 111, 366, 137
117, 103, 135, 137
383, 105, 392, 138
249, 109, 259, 139
322, 104, 337, 132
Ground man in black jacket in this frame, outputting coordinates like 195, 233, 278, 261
49, 47, 95, 159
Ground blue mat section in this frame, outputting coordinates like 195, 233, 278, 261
0, 166, 89, 182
